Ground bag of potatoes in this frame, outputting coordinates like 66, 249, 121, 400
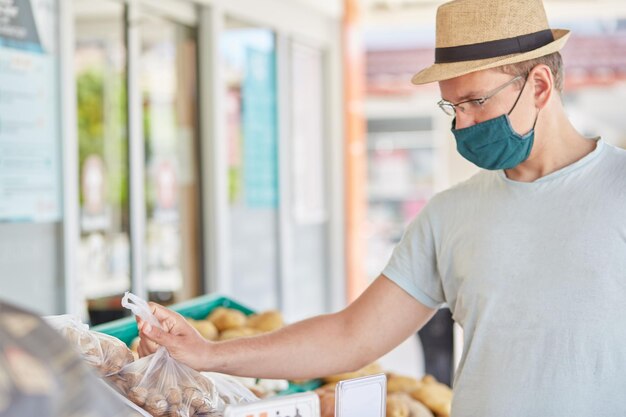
117, 347, 221, 417
45, 314, 134, 377
120, 292, 227, 416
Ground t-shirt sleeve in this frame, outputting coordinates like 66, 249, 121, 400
382, 206, 445, 309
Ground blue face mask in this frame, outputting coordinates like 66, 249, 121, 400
451, 81, 538, 170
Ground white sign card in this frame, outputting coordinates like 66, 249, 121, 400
335, 373, 387, 417
225, 391, 320, 417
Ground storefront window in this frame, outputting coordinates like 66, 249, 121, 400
221, 19, 279, 310
75, 0, 129, 322
366, 118, 435, 280
560, 19, 626, 150
141, 14, 201, 304
0, 0, 63, 314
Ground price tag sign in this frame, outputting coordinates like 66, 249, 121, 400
335, 374, 386, 417
224, 392, 320, 417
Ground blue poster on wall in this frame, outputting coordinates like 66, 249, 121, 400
242, 46, 278, 209
0, 0, 44, 53
0, 0, 62, 222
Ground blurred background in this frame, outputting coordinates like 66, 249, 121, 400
1, 0, 625, 386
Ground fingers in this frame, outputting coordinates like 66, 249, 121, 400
140, 318, 174, 348
136, 321, 158, 357
147, 302, 189, 334
149, 302, 178, 323
137, 338, 152, 357
134, 302, 194, 358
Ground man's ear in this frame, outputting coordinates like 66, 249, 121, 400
531, 64, 553, 109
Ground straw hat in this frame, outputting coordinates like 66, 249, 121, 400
411, 0, 570, 85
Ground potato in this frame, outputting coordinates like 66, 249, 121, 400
94, 334, 135, 376
388, 393, 434, 417
130, 336, 141, 353
218, 327, 260, 341
129, 336, 140, 360
410, 375, 452, 417
168, 406, 184, 417
106, 373, 128, 394
145, 393, 168, 416
246, 310, 284, 332
191, 320, 219, 340
386, 395, 410, 417
207, 307, 247, 331
165, 387, 182, 405
124, 371, 143, 387
315, 386, 336, 417
323, 362, 383, 383
129, 386, 149, 407
405, 398, 435, 417
387, 373, 423, 393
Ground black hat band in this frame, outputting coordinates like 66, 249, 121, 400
435, 29, 555, 64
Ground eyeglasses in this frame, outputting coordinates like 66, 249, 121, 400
437, 76, 524, 117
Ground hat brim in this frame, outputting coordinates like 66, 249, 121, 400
411, 29, 570, 85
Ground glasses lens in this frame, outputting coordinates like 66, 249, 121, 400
438, 102, 455, 116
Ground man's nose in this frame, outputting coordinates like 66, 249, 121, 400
454, 110, 475, 129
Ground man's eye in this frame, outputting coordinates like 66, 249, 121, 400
468, 99, 484, 107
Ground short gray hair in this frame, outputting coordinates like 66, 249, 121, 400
497, 52, 564, 92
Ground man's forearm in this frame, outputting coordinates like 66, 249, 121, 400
197, 276, 435, 380
207, 312, 368, 380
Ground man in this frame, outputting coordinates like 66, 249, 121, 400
138, 0, 626, 415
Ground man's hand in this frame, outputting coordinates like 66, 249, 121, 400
136, 302, 211, 371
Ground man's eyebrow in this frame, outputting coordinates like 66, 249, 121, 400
459, 91, 482, 101
444, 90, 482, 103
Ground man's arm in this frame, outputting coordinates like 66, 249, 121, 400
139, 274, 436, 380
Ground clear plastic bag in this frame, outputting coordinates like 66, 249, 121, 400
120, 292, 223, 417
45, 314, 134, 377
202, 372, 259, 406
2, 302, 144, 417
118, 347, 222, 417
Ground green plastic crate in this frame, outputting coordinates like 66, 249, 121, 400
91, 294, 254, 346
91, 294, 321, 395
279, 379, 323, 394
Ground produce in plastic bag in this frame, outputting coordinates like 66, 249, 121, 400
218, 375, 289, 399
1, 301, 145, 417
45, 314, 134, 376
120, 292, 224, 417
118, 348, 221, 417
202, 372, 259, 406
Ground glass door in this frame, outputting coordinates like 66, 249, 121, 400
74, 0, 202, 322
221, 18, 280, 310
140, 10, 202, 305
74, 0, 130, 323
283, 40, 330, 321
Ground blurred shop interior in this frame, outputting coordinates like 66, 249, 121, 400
1, 0, 626, 386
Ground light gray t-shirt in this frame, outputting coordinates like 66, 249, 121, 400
383, 139, 626, 417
